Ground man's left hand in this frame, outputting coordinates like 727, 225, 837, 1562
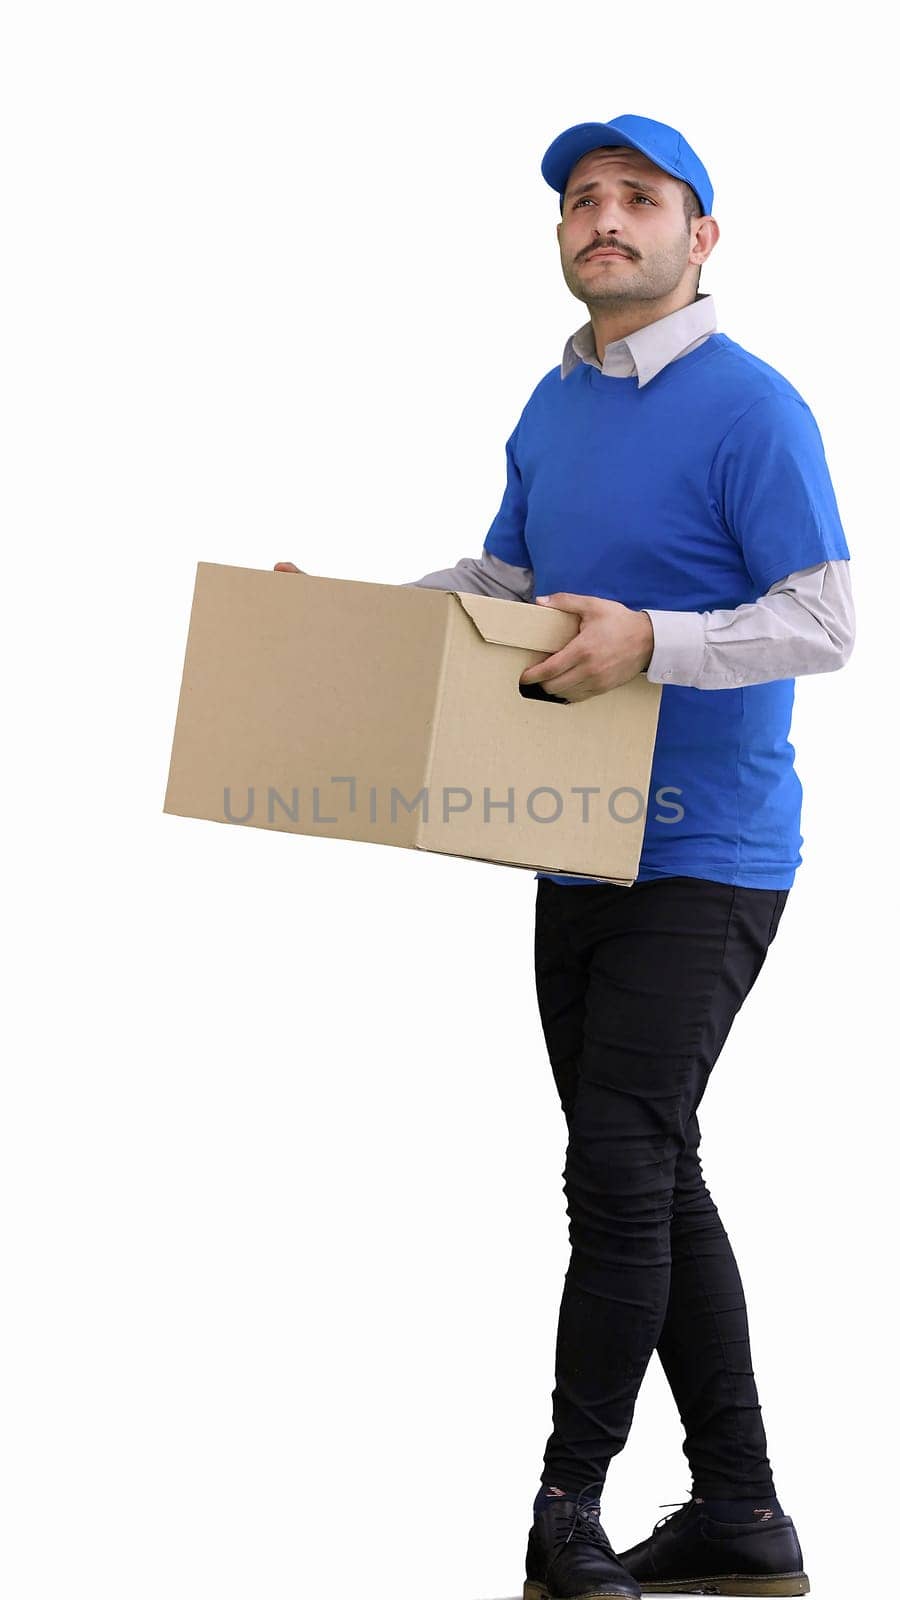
519, 594, 655, 700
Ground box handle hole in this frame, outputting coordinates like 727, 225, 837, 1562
518, 681, 570, 706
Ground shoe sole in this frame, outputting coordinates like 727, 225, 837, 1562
634, 1574, 810, 1596
523, 1584, 638, 1600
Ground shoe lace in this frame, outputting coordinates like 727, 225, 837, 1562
652, 1494, 694, 1536
560, 1479, 615, 1555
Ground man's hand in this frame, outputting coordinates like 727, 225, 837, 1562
274, 561, 308, 574
519, 594, 655, 700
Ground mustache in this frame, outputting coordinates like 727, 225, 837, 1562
578, 243, 639, 261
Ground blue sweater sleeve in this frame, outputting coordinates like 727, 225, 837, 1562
710, 392, 851, 593
483, 422, 531, 568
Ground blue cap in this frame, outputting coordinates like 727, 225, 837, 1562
541, 114, 713, 218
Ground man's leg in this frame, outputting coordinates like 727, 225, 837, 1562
655, 1113, 776, 1497
532, 875, 787, 1495
656, 886, 789, 1497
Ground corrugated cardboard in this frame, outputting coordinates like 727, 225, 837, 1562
164, 562, 663, 884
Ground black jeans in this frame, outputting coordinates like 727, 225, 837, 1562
533, 874, 790, 1499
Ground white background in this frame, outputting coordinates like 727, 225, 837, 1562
1, 4, 894, 1598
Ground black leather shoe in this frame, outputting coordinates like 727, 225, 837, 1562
615, 1496, 811, 1595
524, 1481, 640, 1599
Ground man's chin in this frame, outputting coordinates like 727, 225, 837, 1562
572, 267, 638, 294
577, 283, 641, 306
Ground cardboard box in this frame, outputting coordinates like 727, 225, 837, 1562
164, 562, 663, 884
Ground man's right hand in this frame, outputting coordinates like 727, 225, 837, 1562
274, 562, 307, 574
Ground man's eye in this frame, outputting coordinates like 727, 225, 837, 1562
573, 194, 653, 209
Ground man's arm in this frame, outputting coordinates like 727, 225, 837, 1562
643, 560, 855, 689
518, 560, 855, 700
401, 552, 854, 695
400, 549, 534, 602
275, 550, 534, 600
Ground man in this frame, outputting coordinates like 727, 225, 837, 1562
278, 114, 852, 1599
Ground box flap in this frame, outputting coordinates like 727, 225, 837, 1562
454, 592, 579, 655
415, 843, 633, 884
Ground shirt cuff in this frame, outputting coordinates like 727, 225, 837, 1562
642, 608, 707, 686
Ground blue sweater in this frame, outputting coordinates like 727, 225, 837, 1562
483, 333, 851, 889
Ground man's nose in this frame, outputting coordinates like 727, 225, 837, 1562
586, 196, 628, 232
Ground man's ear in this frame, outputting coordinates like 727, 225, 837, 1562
691, 215, 720, 267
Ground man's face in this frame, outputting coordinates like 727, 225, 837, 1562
557, 146, 704, 307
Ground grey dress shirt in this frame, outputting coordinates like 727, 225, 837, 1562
403, 294, 855, 688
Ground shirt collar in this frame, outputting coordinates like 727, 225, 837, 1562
560, 292, 718, 387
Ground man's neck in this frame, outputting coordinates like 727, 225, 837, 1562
589, 290, 699, 364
